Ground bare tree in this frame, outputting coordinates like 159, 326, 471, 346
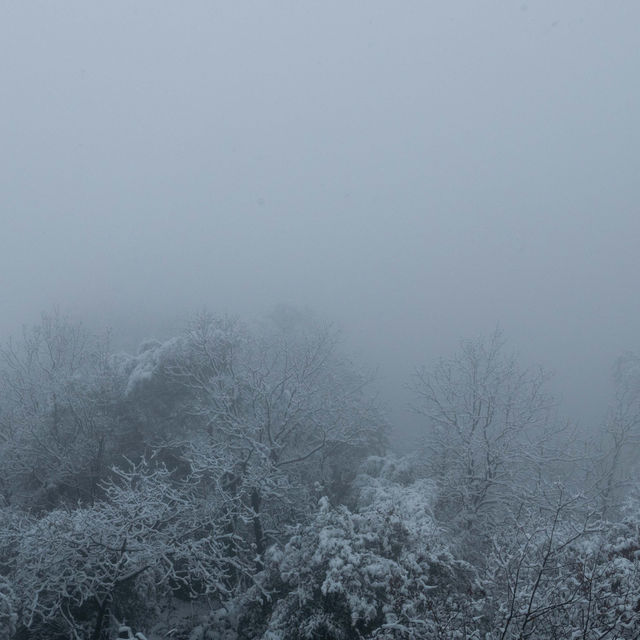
0, 311, 115, 508
410, 329, 560, 539
592, 352, 640, 518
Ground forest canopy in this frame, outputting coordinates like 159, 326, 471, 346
1, 309, 640, 640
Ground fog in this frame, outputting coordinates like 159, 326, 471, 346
2, 1, 639, 440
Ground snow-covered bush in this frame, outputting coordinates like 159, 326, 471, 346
0, 507, 27, 639
240, 458, 482, 640
0, 577, 17, 640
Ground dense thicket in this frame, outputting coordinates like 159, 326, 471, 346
1, 311, 639, 639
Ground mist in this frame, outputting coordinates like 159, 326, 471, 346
4, 5, 640, 636
2, 1, 640, 438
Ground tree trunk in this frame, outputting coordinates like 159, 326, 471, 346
91, 596, 110, 640
251, 487, 265, 569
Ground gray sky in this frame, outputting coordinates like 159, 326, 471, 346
2, 1, 639, 437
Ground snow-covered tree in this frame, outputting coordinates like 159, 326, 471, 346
2, 460, 247, 640
165, 310, 387, 562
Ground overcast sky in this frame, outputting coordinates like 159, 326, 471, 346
2, 1, 639, 438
